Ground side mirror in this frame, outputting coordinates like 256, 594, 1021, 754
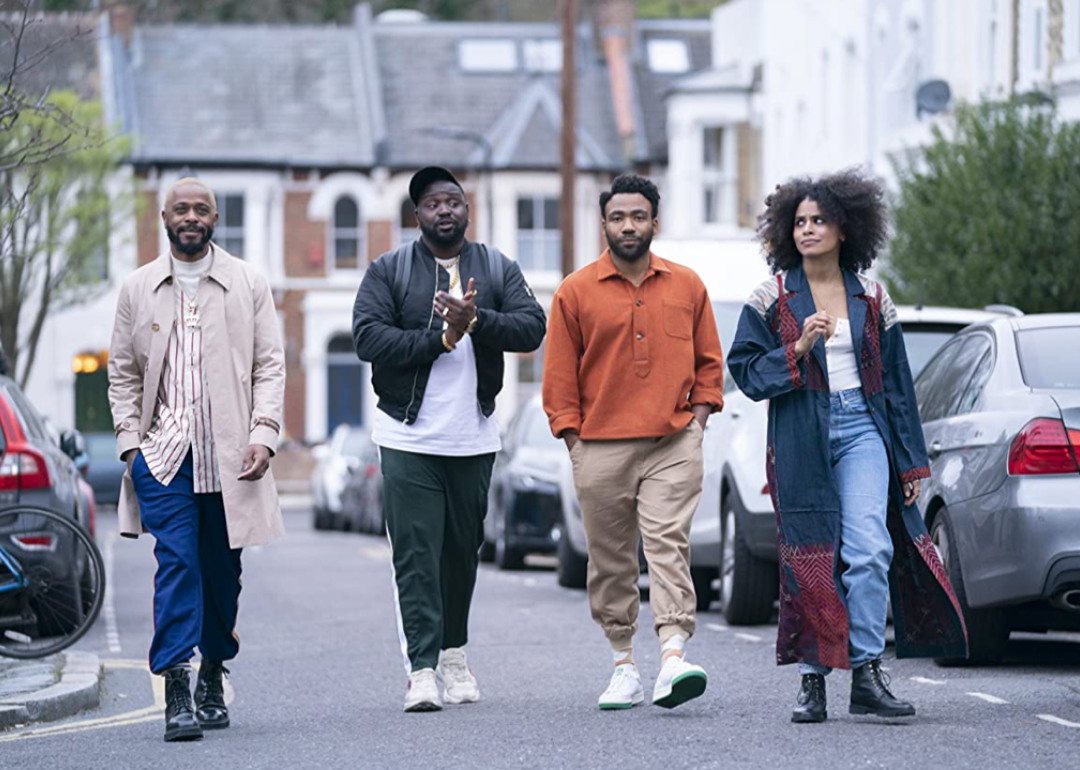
61, 429, 87, 462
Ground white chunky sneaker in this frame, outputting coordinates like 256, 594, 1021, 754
652, 655, 707, 709
598, 663, 645, 711
403, 668, 442, 712
438, 648, 480, 705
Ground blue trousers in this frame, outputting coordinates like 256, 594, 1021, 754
132, 451, 243, 674
801, 387, 892, 676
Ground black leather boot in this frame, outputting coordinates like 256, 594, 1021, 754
163, 666, 203, 742
195, 661, 230, 729
791, 674, 827, 723
850, 659, 916, 717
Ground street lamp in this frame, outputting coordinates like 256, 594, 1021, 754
424, 127, 495, 247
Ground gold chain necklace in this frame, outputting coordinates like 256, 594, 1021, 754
439, 257, 460, 293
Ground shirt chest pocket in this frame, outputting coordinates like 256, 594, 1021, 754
662, 300, 693, 340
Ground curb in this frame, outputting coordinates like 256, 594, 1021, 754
0, 652, 103, 730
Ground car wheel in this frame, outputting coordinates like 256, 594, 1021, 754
691, 566, 717, 611
932, 507, 1010, 666
313, 506, 333, 531
494, 508, 524, 570
478, 539, 495, 563
556, 523, 588, 589
721, 494, 778, 626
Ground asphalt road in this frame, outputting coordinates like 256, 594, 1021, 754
3, 508, 1079, 770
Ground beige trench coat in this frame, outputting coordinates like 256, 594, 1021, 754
107, 246, 286, 548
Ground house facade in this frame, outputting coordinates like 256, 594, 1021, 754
22, 2, 713, 443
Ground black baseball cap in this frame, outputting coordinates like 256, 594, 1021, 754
408, 166, 464, 205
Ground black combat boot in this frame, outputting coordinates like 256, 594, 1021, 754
791, 674, 827, 723
163, 666, 203, 742
194, 661, 230, 729
849, 659, 916, 717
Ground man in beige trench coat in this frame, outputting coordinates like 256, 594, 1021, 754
108, 178, 285, 742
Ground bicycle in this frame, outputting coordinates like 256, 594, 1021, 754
0, 505, 105, 659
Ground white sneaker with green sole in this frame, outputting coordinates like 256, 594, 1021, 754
652, 655, 707, 709
598, 663, 645, 710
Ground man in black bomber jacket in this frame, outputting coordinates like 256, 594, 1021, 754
352, 166, 545, 712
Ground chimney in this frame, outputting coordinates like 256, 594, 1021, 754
105, 0, 135, 47
594, 1, 637, 158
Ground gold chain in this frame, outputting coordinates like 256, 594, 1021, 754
441, 257, 460, 293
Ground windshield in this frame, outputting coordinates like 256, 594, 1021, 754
341, 429, 370, 458
1018, 327, 1080, 389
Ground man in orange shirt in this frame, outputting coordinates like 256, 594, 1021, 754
543, 174, 724, 711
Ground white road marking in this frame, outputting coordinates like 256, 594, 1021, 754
734, 632, 762, 642
1038, 714, 1080, 729
910, 676, 947, 685
705, 623, 727, 632
102, 533, 122, 653
967, 692, 1008, 704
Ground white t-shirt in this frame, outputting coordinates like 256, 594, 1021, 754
825, 317, 862, 392
372, 255, 502, 457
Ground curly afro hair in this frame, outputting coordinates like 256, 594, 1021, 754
600, 174, 660, 218
757, 168, 888, 275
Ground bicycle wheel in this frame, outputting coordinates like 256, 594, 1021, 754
0, 505, 106, 659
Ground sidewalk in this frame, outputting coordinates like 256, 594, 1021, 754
0, 652, 103, 730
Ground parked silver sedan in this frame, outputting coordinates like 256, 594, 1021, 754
914, 313, 1080, 664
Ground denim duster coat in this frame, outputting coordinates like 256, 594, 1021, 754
728, 266, 968, 669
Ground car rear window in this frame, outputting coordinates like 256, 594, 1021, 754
1018, 327, 1080, 389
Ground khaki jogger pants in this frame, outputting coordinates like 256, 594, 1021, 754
570, 420, 705, 650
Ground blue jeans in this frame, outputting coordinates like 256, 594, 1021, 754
131, 451, 243, 674
800, 387, 891, 676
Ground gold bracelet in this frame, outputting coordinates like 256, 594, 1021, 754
442, 331, 456, 352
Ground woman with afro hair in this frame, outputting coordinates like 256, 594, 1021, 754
727, 170, 967, 724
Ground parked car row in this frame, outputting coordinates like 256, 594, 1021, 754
310, 425, 384, 535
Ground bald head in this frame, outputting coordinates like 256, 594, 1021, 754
165, 177, 217, 212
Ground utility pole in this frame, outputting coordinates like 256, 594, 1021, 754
559, 0, 577, 278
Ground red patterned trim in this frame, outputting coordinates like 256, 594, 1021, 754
784, 343, 805, 389
900, 466, 931, 483
913, 533, 968, 640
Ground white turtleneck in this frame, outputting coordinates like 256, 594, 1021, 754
171, 250, 212, 298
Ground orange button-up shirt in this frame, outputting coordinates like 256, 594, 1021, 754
542, 250, 724, 440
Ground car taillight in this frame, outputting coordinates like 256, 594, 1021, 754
1007, 418, 1080, 475
10, 533, 56, 552
1, 450, 52, 492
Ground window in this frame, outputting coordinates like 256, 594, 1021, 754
1018, 327, 1080, 388
399, 198, 420, 246
914, 339, 962, 423
215, 193, 245, 258
523, 39, 561, 72
647, 39, 690, 73
331, 195, 363, 270
702, 126, 734, 225
915, 335, 990, 423
516, 196, 560, 272
943, 334, 994, 418
459, 39, 517, 72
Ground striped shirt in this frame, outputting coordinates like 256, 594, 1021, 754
140, 271, 221, 492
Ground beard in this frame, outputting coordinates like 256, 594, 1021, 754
606, 229, 653, 262
166, 223, 214, 256
419, 217, 468, 248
